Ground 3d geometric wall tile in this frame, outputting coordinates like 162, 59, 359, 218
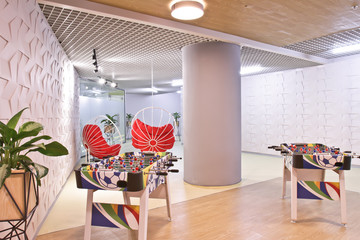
0, 0, 79, 239
242, 56, 360, 157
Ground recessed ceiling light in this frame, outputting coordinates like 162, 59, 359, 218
171, 1, 204, 20
331, 43, 360, 54
172, 79, 183, 86
149, 88, 158, 93
110, 82, 116, 88
98, 77, 106, 85
240, 65, 265, 75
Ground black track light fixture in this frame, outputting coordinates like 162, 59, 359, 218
92, 49, 99, 73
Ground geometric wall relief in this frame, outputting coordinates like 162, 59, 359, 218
242, 55, 360, 158
0, 0, 80, 239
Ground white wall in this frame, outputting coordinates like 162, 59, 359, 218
126, 92, 182, 116
126, 92, 182, 125
80, 96, 125, 128
241, 55, 360, 165
0, 1, 79, 238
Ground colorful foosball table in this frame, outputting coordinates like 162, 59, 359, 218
269, 143, 357, 225
75, 152, 180, 240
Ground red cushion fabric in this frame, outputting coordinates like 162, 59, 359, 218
82, 124, 121, 159
131, 119, 175, 152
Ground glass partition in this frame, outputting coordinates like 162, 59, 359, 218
79, 78, 125, 157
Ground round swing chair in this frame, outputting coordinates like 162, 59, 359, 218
82, 115, 123, 162
131, 107, 176, 152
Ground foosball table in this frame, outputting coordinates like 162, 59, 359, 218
75, 151, 180, 240
269, 143, 358, 225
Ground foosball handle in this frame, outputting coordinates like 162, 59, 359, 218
166, 163, 174, 167
168, 169, 179, 173
81, 163, 89, 167
156, 172, 168, 176
117, 180, 127, 188
335, 162, 343, 167
268, 146, 278, 149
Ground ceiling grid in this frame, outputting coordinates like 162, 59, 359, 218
285, 29, 360, 59
39, 2, 360, 92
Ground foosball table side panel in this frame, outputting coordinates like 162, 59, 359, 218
297, 181, 340, 201
91, 203, 140, 230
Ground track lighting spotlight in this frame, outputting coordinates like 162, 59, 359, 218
92, 49, 99, 74
98, 77, 106, 85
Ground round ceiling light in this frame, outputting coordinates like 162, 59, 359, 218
171, 1, 204, 20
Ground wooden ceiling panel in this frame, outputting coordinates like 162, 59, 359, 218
89, 0, 360, 46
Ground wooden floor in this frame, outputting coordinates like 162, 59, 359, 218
37, 178, 360, 240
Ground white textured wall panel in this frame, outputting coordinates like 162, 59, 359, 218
0, 0, 79, 239
242, 56, 360, 160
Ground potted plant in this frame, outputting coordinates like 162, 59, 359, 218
101, 114, 118, 133
172, 112, 181, 127
126, 113, 134, 127
0, 107, 68, 224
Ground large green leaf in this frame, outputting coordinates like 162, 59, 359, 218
18, 158, 38, 185
6, 107, 28, 129
20, 162, 49, 187
0, 121, 7, 135
0, 124, 17, 145
19, 135, 52, 148
31, 141, 68, 156
33, 163, 49, 179
15, 122, 44, 141
17, 155, 33, 163
0, 137, 4, 152
11, 143, 46, 156
18, 156, 34, 172
0, 163, 11, 189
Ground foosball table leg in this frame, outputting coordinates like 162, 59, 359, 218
84, 190, 94, 240
339, 170, 347, 226
128, 229, 138, 240
282, 166, 288, 199
291, 168, 297, 223
164, 176, 172, 221
282, 158, 286, 198
123, 191, 131, 205
138, 188, 149, 240
123, 192, 138, 240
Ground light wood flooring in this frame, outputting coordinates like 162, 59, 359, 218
37, 178, 360, 240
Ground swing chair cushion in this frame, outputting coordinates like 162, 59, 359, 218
82, 124, 121, 159
131, 119, 175, 152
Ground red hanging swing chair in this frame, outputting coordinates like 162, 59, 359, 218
131, 107, 176, 152
82, 115, 122, 161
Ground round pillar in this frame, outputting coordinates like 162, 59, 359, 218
183, 41, 241, 186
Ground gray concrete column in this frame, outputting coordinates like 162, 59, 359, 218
183, 41, 241, 186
